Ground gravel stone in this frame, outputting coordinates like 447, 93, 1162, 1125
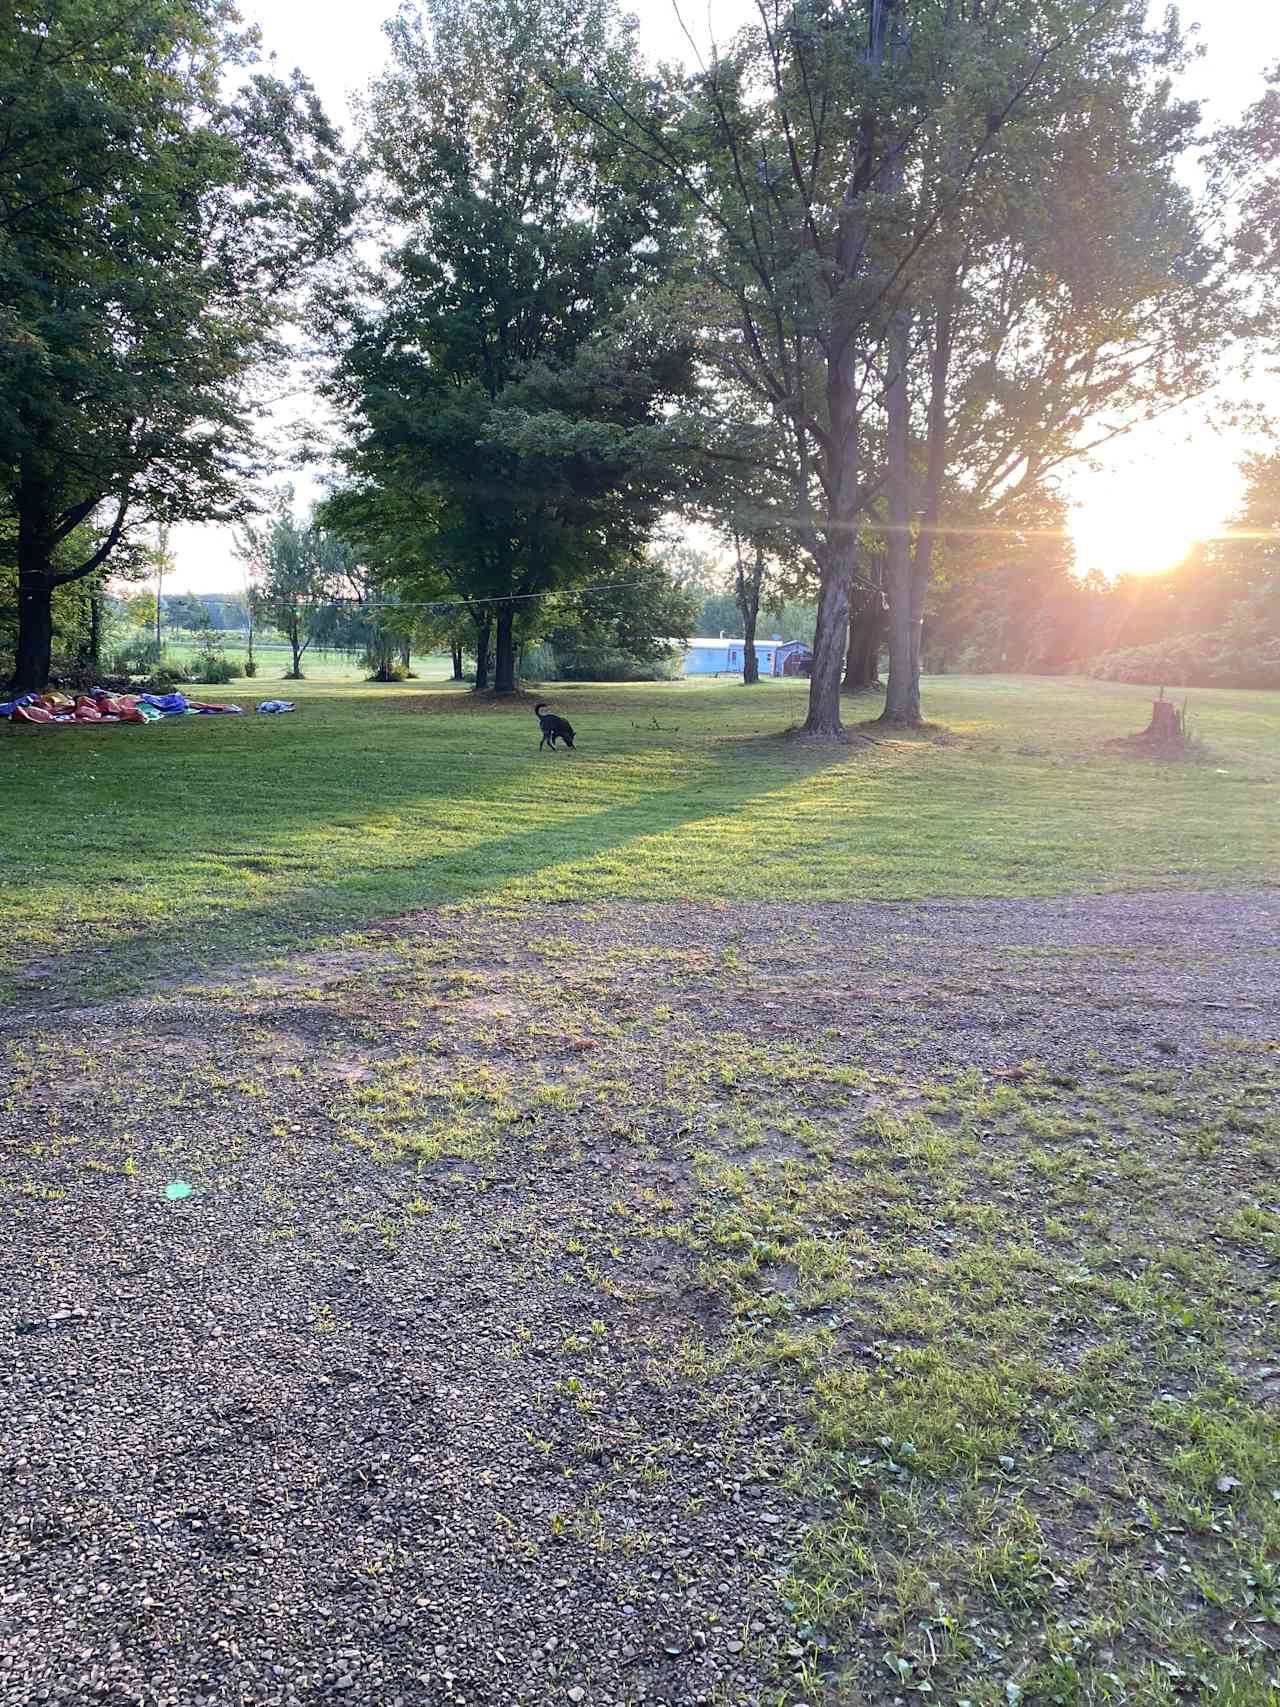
2, 890, 1274, 1707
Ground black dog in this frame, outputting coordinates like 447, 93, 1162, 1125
535, 702, 576, 751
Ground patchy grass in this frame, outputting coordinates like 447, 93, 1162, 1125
0, 674, 1276, 994
2, 894, 1276, 1704
283, 909, 1276, 1705
676, 1043, 1280, 1705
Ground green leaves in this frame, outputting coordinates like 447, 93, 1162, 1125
0, 1, 352, 687
322, 0, 700, 652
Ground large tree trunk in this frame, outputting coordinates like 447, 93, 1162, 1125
808, 0, 902, 736
88, 591, 102, 670
11, 469, 128, 692
11, 570, 55, 693
492, 606, 516, 694
905, 260, 960, 717
451, 643, 464, 681
742, 618, 759, 684
734, 538, 763, 685
881, 314, 920, 726
844, 604, 883, 691
806, 552, 852, 734
399, 637, 412, 672
805, 342, 857, 735
472, 615, 492, 691
12, 474, 58, 692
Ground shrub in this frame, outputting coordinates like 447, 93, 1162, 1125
141, 665, 192, 690
534, 643, 684, 682
1089, 631, 1280, 691
108, 637, 162, 677
519, 643, 556, 681
191, 656, 241, 685
48, 661, 134, 692
191, 621, 231, 684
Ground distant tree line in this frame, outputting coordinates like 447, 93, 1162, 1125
925, 453, 1280, 687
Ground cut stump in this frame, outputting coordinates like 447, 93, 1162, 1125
1145, 698, 1184, 742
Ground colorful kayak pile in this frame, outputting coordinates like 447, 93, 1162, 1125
3, 689, 243, 725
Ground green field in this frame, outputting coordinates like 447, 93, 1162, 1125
1, 673, 1276, 994
130, 638, 457, 682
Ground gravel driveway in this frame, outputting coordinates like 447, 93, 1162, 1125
2, 889, 1276, 1707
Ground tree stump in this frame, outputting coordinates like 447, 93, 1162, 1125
1143, 693, 1185, 743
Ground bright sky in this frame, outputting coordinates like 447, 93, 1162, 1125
165, 0, 1279, 590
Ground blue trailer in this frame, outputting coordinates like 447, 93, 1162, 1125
679, 636, 811, 677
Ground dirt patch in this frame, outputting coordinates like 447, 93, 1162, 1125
1103, 730, 1217, 763
448, 994, 532, 1024
200, 948, 388, 994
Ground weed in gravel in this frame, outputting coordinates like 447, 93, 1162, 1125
660, 1038, 1280, 1705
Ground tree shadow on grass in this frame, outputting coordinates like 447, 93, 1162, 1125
3, 745, 859, 1007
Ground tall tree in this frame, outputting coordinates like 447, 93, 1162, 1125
537, 556, 698, 679
0, 0, 352, 691
256, 511, 347, 679
1217, 62, 1280, 312
875, 11, 1239, 721
325, 0, 698, 693
563, 0, 1236, 731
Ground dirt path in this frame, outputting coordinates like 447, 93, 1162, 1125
1, 891, 1277, 1707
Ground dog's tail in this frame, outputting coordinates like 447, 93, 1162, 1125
534, 702, 548, 717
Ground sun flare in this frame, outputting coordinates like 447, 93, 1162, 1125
1069, 442, 1242, 581
1072, 505, 1203, 579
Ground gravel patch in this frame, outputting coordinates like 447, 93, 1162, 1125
2, 888, 1276, 1706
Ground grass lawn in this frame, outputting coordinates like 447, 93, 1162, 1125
2, 672, 1278, 1704
0, 672, 1275, 994
150, 641, 457, 682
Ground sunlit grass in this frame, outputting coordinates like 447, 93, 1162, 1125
1, 672, 1275, 992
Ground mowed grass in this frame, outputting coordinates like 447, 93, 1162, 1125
150, 642, 457, 682
1, 672, 1276, 991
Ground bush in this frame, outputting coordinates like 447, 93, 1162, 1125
108, 637, 162, 676
47, 661, 135, 692
534, 643, 684, 683
1089, 631, 1280, 691
243, 658, 258, 678
141, 664, 192, 690
519, 643, 556, 681
190, 656, 241, 685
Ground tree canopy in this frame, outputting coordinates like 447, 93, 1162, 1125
0, 0, 353, 690
2, 0, 1275, 707
320, 0, 704, 692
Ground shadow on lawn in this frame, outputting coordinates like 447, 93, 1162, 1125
5, 746, 856, 1006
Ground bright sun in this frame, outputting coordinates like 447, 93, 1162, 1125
1068, 439, 1242, 581
1072, 502, 1203, 579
